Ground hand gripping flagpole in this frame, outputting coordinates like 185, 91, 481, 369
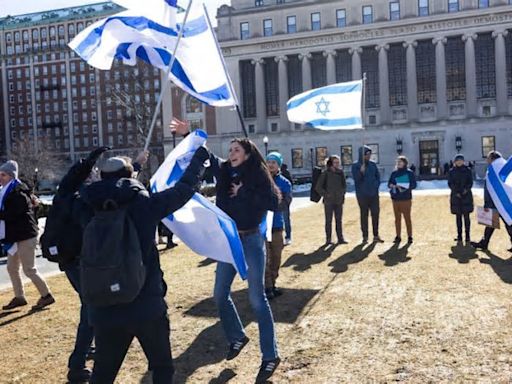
203, 4, 249, 138
144, 0, 194, 152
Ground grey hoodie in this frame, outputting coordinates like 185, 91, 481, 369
351, 146, 381, 198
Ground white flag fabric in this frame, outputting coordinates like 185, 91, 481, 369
287, 80, 363, 130
487, 157, 512, 226
68, 1, 236, 107
150, 130, 248, 279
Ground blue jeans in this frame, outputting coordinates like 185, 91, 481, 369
213, 232, 278, 361
65, 264, 94, 370
283, 202, 292, 240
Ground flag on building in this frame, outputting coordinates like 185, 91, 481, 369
150, 129, 247, 279
487, 156, 512, 226
68, 1, 236, 107
287, 80, 363, 130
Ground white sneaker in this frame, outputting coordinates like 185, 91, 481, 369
284, 239, 291, 246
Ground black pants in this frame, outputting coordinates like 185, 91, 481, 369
455, 213, 471, 240
357, 195, 380, 238
90, 314, 174, 384
324, 203, 343, 242
482, 216, 512, 248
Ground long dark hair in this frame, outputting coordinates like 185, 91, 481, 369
218, 138, 281, 199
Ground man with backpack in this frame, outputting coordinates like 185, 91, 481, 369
78, 147, 208, 384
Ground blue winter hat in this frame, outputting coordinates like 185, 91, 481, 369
453, 154, 465, 162
266, 152, 283, 167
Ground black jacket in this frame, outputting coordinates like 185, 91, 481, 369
0, 182, 38, 243
448, 166, 474, 214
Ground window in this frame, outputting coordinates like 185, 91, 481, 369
390, 2, 400, 20
481, 136, 495, 158
311, 13, 321, 31
366, 144, 380, 163
478, 0, 489, 8
361, 47, 380, 108
248, 124, 256, 134
362, 6, 373, 24
416, 40, 436, 103
388, 44, 408, 106
341, 146, 353, 166
475, 33, 496, 99
270, 122, 278, 132
446, 36, 466, 101
240, 60, 256, 118
292, 148, 303, 168
335, 49, 352, 83
336, 9, 346, 28
264, 58, 279, 116
316, 147, 328, 166
448, 0, 459, 12
287, 55, 303, 98
240, 22, 250, 40
311, 52, 327, 88
263, 19, 272, 37
255, 0, 264, 6
287, 16, 296, 33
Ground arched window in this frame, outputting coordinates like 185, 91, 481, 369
49, 27, 56, 37
68, 24, 75, 35
183, 95, 204, 131
32, 29, 39, 40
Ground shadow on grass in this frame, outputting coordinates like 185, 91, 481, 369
449, 243, 478, 264
173, 288, 318, 384
208, 368, 237, 384
282, 243, 338, 272
328, 243, 376, 273
378, 243, 411, 267
198, 258, 216, 268
0, 307, 49, 327
479, 250, 512, 284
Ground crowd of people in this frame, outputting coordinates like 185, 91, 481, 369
0, 119, 511, 383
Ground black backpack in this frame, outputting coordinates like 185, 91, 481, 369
310, 166, 324, 203
40, 193, 83, 265
80, 200, 146, 307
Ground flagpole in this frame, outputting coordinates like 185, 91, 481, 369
361, 72, 367, 147
203, 4, 249, 138
144, 0, 194, 152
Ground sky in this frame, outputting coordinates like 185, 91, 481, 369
0, 0, 230, 24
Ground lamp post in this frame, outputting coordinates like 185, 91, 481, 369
396, 138, 403, 155
263, 136, 269, 156
34, 168, 39, 192
455, 136, 462, 153
310, 147, 314, 170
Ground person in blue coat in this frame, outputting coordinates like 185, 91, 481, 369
388, 156, 417, 244
351, 146, 383, 243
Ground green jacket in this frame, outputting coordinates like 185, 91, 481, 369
315, 168, 347, 205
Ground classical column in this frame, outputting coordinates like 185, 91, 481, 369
251, 58, 266, 132
404, 41, 418, 122
350, 47, 362, 80
462, 34, 477, 118
376, 44, 390, 124
493, 30, 509, 116
299, 53, 312, 91
324, 50, 337, 84
433, 37, 448, 120
275, 55, 289, 131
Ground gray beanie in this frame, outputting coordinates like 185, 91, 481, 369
100, 157, 128, 173
0, 160, 18, 179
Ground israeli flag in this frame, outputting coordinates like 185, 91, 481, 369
287, 80, 363, 130
68, 1, 236, 107
487, 157, 512, 226
150, 130, 247, 279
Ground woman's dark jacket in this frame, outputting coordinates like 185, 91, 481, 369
448, 165, 474, 214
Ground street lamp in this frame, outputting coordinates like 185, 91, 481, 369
34, 168, 39, 192
455, 136, 462, 153
263, 136, 269, 156
396, 138, 403, 155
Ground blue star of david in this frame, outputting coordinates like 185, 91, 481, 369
315, 97, 331, 117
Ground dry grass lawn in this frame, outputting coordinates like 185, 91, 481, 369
1, 195, 512, 384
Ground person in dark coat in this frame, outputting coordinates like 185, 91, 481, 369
79, 148, 208, 384
471, 151, 512, 252
351, 146, 383, 243
388, 156, 417, 244
448, 154, 474, 243
0, 160, 55, 311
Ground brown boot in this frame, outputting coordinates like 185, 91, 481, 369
31, 294, 55, 311
2, 297, 28, 310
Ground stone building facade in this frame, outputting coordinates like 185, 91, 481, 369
211, 0, 512, 179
